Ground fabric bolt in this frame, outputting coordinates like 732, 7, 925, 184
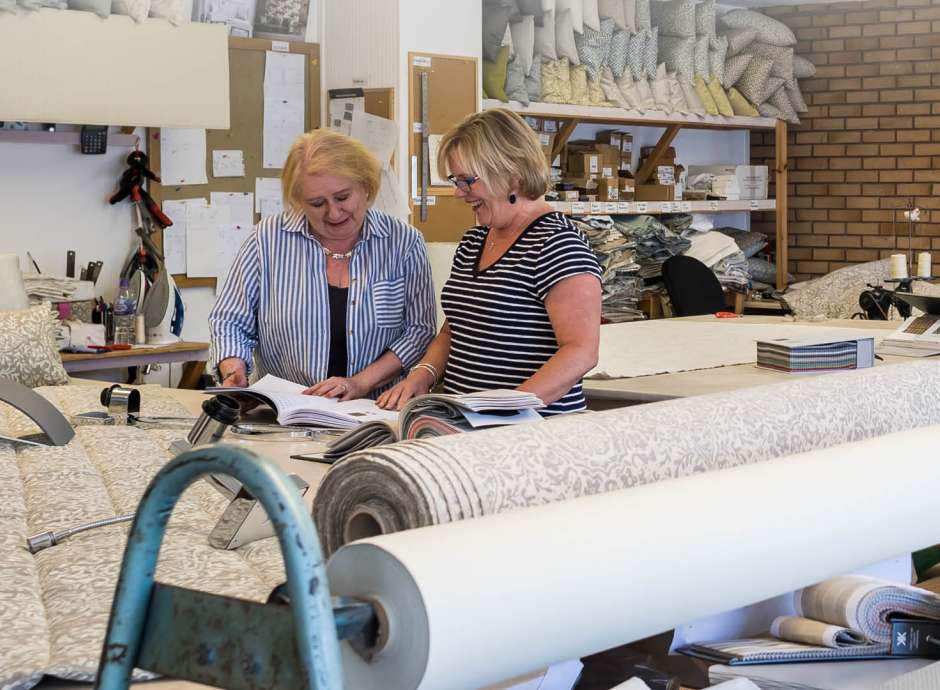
696, 0, 717, 38
719, 8, 796, 47
505, 54, 531, 104
713, 250, 751, 292
599, 0, 635, 32
651, 0, 695, 37
627, 29, 646, 80
786, 78, 808, 113
583, 0, 601, 30
535, 9, 559, 60
709, 35, 728, 85
685, 231, 739, 268
483, 45, 511, 100
645, 26, 659, 79
575, 16, 616, 79
0, 304, 69, 388
694, 34, 710, 79
439, 212, 601, 416
727, 87, 759, 116
694, 76, 719, 115
312, 360, 940, 556
555, 8, 581, 64
735, 53, 775, 105
556, 0, 583, 32
483, 1, 515, 62
208, 209, 436, 395
573, 217, 643, 322
608, 28, 630, 77
658, 34, 696, 82
635, 0, 650, 30
723, 52, 752, 89
525, 56, 543, 101
542, 57, 573, 102
570, 63, 592, 103
793, 54, 817, 79
510, 14, 537, 76
680, 77, 707, 115
707, 75, 734, 117
723, 26, 757, 55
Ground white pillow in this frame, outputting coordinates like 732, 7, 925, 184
510, 15, 536, 76
535, 10, 558, 60
557, 0, 583, 33
719, 8, 796, 47
112, 0, 150, 22
150, 0, 187, 23
598, 0, 635, 32
542, 0, 555, 9
555, 8, 581, 63
583, 0, 601, 31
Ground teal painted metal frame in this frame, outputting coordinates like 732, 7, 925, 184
94, 445, 343, 690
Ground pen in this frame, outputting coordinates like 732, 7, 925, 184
26, 251, 41, 274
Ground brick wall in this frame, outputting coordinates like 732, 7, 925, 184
749, 0, 940, 281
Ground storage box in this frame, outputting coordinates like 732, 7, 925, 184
595, 177, 619, 202
524, 116, 541, 131
538, 132, 556, 164
596, 130, 633, 155
561, 189, 581, 201
686, 164, 769, 200
567, 152, 601, 176
640, 145, 676, 161
618, 174, 636, 200
635, 183, 676, 201
542, 119, 558, 133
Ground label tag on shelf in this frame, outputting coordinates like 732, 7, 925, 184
412, 56, 432, 67
271, 41, 290, 52
604, 202, 618, 213
661, 202, 674, 213
571, 202, 588, 215
590, 202, 603, 214
412, 122, 423, 133
617, 202, 631, 214
709, 200, 720, 211
750, 200, 760, 210
680, 202, 692, 212
636, 202, 649, 213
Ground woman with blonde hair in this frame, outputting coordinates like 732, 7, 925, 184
378, 108, 601, 414
209, 129, 436, 399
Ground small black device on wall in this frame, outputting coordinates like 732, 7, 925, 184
80, 125, 108, 154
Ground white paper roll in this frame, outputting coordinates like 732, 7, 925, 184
0, 253, 29, 311
327, 425, 940, 690
890, 253, 908, 280
917, 252, 932, 279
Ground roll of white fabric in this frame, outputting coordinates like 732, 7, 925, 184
0, 253, 29, 311
314, 361, 940, 556
327, 425, 940, 690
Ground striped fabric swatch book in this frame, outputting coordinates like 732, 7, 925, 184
756, 333, 875, 374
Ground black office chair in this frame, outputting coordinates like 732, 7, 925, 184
661, 255, 727, 317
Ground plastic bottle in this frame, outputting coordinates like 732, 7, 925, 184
113, 279, 137, 345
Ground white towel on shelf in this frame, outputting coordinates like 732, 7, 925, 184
685, 231, 740, 268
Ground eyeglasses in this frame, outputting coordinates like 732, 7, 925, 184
447, 174, 480, 192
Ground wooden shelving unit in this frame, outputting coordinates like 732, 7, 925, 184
482, 99, 789, 290
547, 199, 776, 215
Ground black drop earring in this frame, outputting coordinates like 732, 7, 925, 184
509, 192, 517, 204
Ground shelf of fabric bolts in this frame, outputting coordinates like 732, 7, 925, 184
546, 199, 775, 215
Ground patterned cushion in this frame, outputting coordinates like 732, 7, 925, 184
694, 34, 710, 79
723, 52, 752, 89
696, 0, 717, 38
736, 52, 774, 105
744, 42, 794, 82
517, 0, 545, 21
727, 87, 759, 116
616, 70, 645, 110
734, 230, 769, 258
149, 0, 186, 24
575, 16, 616, 79
793, 54, 817, 79
763, 76, 786, 105
483, 1, 515, 62
627, 29, 647, 80
526, 57, 543, 101
635, 0, 651, 30
770, 84, 800, 124
694, 75, 719, 115
0, 305, 68, 387
707, 75, 734, 117
542, 57, 573, 102
555, 8, 581, 64
483, 45, 511, 100
645, 26, 659, 79
600, 65, 631, 108
111, 0, 150, 21
510, 14, 537, 76
583, 0, 601, 31
786, 78, 808, 113
668, 72, 689, 113
599, 0, 636, 32
709, 35, 728, 85
680, 77, 707, 115
535, 10, 558, 60
719, 8, 796, 47
651, 63, 672, 112
570, 63, 592, 104
505, 55, 531, 104
588, 73, 608, 104
658, 34, 695, 82
758, 101, 785, 120
723, 26, 757, 55
608, 29, 630, 78
651, 0, 696, 37
556, 0, 583, 32
635, 75, 656, 109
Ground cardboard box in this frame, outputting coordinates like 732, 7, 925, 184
596, 130, 634, 155
595, 177, 619, 202
538, 132, 556, 164
686, 164, 769, 200
618, 175, 636, 200
640, 145, 676, 161
524, 116, 541, 131
567, 152, 601, 176
561, 176, 597, 192
635, 183, 676, 201
542, 119, 558, 133
561, 189, 581, 201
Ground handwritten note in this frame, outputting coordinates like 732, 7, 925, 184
160, 128, 207, 186
212, 150, 245, 178
161, 198, 209, 275
263, 51, 306, 169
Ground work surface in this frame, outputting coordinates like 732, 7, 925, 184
585, 316, 899, 405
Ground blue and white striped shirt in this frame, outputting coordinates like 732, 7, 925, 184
209, 209, 437, 396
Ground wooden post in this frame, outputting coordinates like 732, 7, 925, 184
775, 119, 788, 290
635, 124, 681, 185
550, 119, 579, 162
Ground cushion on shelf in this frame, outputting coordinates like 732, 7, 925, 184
627, 29, 647, 80
645, 26, 659, 79
516, 0, 544, 21
762, 75, 785, 105
743, 42, 794, 82
696, 0, 717, 38
679, 77, 706, 115
542, 57, 573, 102
556, 0, 583, 32
635, 0, 650, 30
723, 26, 758, 55
18, 0, 67, 9
727, 87, 759, 116
111, 0, 150, 21
694, 75, 719, 115
723, 52, 753, 88
0, 305, 69, 387
658, 34, 696, 82
483, 45, 512, 101
793, 54, 817, 79
770, 84, 800, 124
651, 63, 672, 112
542, 0, 555, 9
734, 231, 769, 258
650, 0, 696, 37
719, 8, 796, 47
570, 63, 592, 104
600, 65, 631, 108
149, 0, 187, 23
668, 72, 690, 113
555, 8, 582, 63
694, 34, 710, 79
483, 1, 516, 62
575, 16, 616, 79
608, 28, 630, 78
0, 0, 15, 11
588, 73, 608, 104
535, 10, 559, 60
709, 34, 728, 85
526, 57, 543, 101
635, 75, 656, 109
786, 78, 808, 113
510, 14, 537, 75
505, 55, 531, 104
599, 0, 636, 32
736, 53, 775, 105
616, 71, 645, 110
67, 0, 110, 17
757, 101, 785, 120
748, 256, 791, 284
707, 75, 734, 117
583, 0, 601, 31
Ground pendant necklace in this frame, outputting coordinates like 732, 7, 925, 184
322, 246, 354, 260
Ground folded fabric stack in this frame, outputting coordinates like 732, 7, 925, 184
482, 0, 814, 123
22, 274, 85, 302
712, 251, 750, 292
618, 214, 690, 280
574, 216, 645, 322
682, 230, 749, 292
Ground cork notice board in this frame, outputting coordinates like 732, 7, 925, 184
408, 52, 478, 242
150, 37, 320, 288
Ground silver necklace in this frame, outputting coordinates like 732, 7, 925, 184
322, 246, 354, 260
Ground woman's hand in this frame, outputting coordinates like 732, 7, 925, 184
304, 376, 367, 401
375, 369, 435, 410
218, 358, 248, 388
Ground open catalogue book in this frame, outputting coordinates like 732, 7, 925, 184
315, 388, 544, 462
680, 575, 940, 666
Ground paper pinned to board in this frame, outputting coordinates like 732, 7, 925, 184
328, 94, 364, 136
263, 51, 306, 169
212, 150, 246, 178
372, 168, 409, 220
349, 111, 398, 167
255, 177, 284, 217
427, 134, 448, 186
161, 198, 208, 275
160, 128, 208, 186
210, 192, 255, 287
185, 204, 230, 278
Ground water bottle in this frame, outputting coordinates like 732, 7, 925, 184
113, 279, 137, 345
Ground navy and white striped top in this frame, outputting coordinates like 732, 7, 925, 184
440, 212, 602, 415
209, 209, 436, 396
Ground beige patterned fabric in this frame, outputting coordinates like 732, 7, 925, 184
0, 305, 68, 388
313, 361, 940, 556
0, 383, 286, 690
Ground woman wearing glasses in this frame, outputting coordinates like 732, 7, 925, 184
210, 129, 436, 400
377, 108, 602, 414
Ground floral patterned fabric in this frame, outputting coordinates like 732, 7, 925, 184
0, 305, 68, 388
0, 383, 286, 690
313, 361, 940, 556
